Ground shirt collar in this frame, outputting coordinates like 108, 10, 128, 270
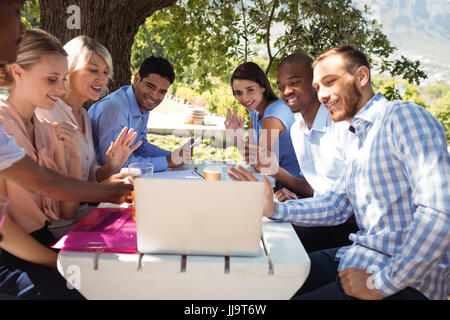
352, 92, 387, 126
310, 104, 329, 133
350, 93, 387, 144
125, 85, 147, 117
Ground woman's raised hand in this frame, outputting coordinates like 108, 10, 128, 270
105, 127, 143, 172
224, 107, 244, 130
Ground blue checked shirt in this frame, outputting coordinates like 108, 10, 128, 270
273, 93, 450, 300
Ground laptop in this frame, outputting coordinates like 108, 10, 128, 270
134, 178, 265, 256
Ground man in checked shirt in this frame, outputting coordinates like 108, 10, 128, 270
229, 45, 449, 300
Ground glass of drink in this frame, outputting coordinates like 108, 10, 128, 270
127, 163, 154, 209
128, 162, 154, 178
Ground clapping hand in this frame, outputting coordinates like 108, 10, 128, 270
105, 127, 143, 172
243, 144, 280, 176
225, 108, 245, 145
224, 107, 244, 130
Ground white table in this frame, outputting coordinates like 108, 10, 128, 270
57, 208, 310, 300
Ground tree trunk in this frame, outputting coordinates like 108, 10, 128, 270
39, 0, 177, 93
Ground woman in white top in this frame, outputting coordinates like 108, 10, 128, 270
36, 36, 141, 238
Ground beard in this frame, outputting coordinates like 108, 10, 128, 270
329, 82, 362, 122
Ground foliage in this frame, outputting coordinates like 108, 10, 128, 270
148, 134, 244, 163
373, 77, 450, 143
204, 85, 244, 117
21, 0, 40, 29
131, 0, 241, 91
372, 77, 428, 107
174, 85, 198, 103
429, 91, 450, 142
131, 0, 427, 92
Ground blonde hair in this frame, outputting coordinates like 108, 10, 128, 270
63, 35, 113, 96
0, 29, 67, 88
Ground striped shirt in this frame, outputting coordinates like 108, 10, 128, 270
273, 93, 450, 300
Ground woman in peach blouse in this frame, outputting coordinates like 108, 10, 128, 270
36, 36, 141, 237
0, 29, 84, 299
0, 29, 82, 234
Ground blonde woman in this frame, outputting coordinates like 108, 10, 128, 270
0, 28, 84, 299
36, 35, 141, 184
35, 36, 141, 237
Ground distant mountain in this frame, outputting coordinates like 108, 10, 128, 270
353, 0, 450, 83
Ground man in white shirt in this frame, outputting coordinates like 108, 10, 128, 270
271, 53, 358, 252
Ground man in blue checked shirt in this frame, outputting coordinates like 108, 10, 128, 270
89, 56, 191, 172
229, 45, 449, 300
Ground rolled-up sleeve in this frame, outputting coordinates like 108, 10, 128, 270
0, 124, 26, 171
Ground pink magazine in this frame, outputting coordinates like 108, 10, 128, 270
52, 207, 138, 254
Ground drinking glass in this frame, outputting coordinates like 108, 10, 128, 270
128, 162, 154, 178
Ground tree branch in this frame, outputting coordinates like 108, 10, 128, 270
265, 0, 278, 75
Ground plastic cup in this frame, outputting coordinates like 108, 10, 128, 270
128, 162, 154, 178
203, 166, 222, 181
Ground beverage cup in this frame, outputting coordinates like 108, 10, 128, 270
128, 162, 154, 178
203, 166, 222, 181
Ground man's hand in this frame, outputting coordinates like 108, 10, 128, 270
167, 138, 194, 168
100, 172, 133, 203
243, 144, 280, 176
227, 165, 276, 218
338, 268, 385, 300
274, 188, 298, 202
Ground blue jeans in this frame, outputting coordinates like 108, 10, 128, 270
0, 225, 85, 300
292, 248, 428, 300
292, 222, 359, 253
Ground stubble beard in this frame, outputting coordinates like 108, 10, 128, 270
329, 82, 362, 122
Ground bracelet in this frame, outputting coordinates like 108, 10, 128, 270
0, 213, 6, 230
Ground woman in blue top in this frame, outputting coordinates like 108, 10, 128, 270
225, 62, 301, 190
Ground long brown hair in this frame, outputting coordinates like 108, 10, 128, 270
231, 62, 278, 101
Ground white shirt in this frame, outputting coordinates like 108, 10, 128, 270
290, 104, 355, 196
0, 123, 26, 171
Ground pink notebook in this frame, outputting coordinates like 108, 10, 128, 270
52, 207, 138, 254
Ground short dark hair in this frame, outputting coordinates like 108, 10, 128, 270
138, 56, 175, 84
313, 45, 371, 76
231, 62, 278, 101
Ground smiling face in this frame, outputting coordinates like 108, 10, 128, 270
277, 62, 317, 114
232, 79, 266, 112
0, 0, 25, 64
13, 53, 68, 110
132, 72, 171, 113
69, 52, 110, 102
312, 54, 363, 123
